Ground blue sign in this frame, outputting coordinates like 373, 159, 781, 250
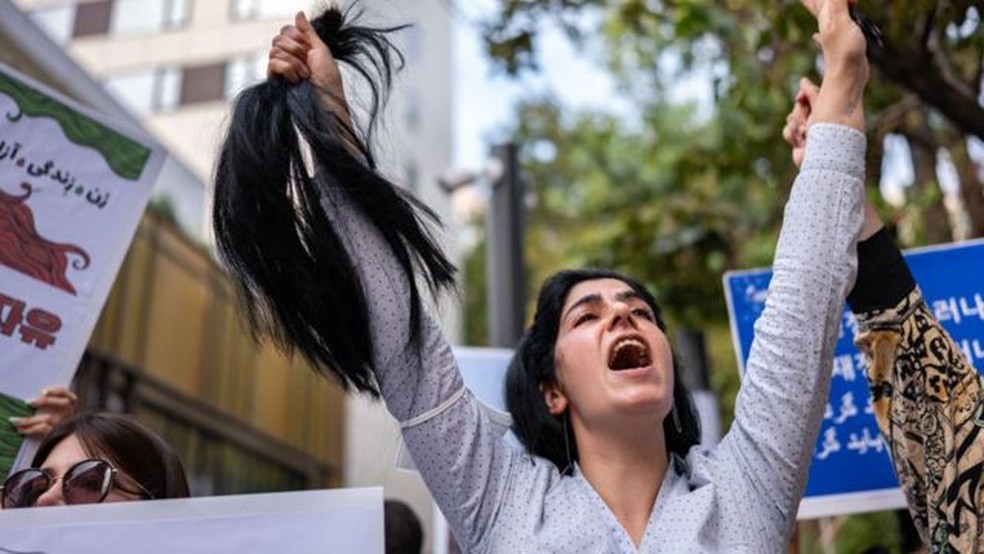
724, 239, 984, 514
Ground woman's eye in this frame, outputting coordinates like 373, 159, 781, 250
632, 308, 654, 321
573, 313, 596, 326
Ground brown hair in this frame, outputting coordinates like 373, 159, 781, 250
32, 412, 190, 500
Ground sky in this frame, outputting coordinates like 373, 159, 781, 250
448, 1, 715, 173
448, 1, 627, 172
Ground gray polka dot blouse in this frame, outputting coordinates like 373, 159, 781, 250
324, 123, 866, 553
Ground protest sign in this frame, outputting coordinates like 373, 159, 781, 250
0, 487, 383, 553
0, 63, 165, 475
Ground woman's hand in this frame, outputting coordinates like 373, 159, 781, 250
10, 387, 77, 438
783, 76, 883, 239
800, 0, 869, 132
268, 11, 350, 121
782, 77, 820, 169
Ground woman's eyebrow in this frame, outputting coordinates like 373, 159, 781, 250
563, 290, 646, 321
563, 293, 602, 320
615, 290, 644, 303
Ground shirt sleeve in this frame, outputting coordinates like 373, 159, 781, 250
849, 228, 984, 553
319, 186, 517, 550
717, 124, 865, 539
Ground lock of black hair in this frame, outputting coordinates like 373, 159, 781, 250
212, 4, 456, 396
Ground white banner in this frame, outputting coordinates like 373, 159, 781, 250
0, 487, 384, 553
0, 62, 165, 474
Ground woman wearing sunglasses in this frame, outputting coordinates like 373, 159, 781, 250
2, 413, 189, 508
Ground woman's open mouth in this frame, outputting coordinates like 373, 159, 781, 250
608, 337, 651, 371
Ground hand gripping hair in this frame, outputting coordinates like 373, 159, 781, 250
212, 5, 455, 396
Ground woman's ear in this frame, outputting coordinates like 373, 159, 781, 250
540, 382, 568, 416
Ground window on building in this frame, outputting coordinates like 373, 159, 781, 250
180, 63, 226, 105
110, 0, 192, 35
72, 0, 112, 38
29, 6, 75, 45
230, 0, 298, 20
165, 0, 191, 27
105, 66, 181, 114
105, 61, 229, 113
224, 53, 266, 99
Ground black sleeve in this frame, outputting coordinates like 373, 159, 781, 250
847, 227, 916, 313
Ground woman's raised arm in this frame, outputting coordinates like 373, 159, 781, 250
714, 0, 869, 539
216, 9, 520, 549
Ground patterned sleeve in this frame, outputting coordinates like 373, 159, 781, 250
848, 228, 984, 552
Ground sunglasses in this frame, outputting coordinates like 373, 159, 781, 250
1, 458, 154, 509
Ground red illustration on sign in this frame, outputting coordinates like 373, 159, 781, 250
0, 182, 89, 295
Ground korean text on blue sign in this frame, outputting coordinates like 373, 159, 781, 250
723, 239, 984, 500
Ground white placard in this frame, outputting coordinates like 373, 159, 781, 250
0, 487, 384, 553
0, 62, 165, 475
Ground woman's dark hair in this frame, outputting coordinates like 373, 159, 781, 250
506, 268, 700, 474
212, 4, 455, 396
32, 412, 190, 500
384, 499, 423, 554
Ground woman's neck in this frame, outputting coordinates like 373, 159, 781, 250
574, 418, 669, 548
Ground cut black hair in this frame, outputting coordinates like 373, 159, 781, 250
212, 4, 455, 396
506, 268, 701, 474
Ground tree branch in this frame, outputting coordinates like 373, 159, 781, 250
873, 95, 922, 140
918, 7, 937, 50
871, 46, 984, 140
973, 48, 984, 97
924, 11, 979, 103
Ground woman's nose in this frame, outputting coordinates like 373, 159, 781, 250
608, 303, 636, 330
33, 481, 63, 507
